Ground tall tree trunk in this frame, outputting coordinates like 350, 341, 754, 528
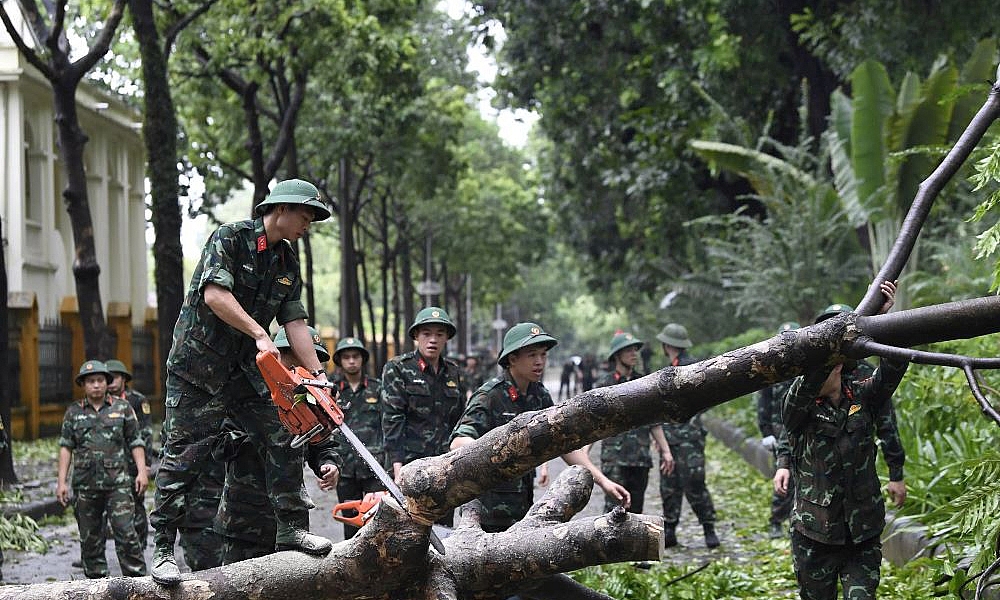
130, 0, 184, 383
400, 234, 415, 353
338, 156, 363, 337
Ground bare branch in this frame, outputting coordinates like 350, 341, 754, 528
964, 366, 1000, 427
851, 339, 1000, 370
69, 0, 127, 83
163, 0, 218, 60
0, 5, 53, 79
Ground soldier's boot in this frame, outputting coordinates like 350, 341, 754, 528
275, 524, 332, 556
768, 521, 784, 539
664, 524, 678, 548
150, 533, 181, 586
703, 523, 720, 548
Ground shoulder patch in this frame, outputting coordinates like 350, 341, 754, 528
277, 276, 293, 286
848, 404, 862, 416
365, 395, 378, 404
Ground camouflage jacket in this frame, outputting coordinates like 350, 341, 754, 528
451, 373, 553, 523
381, 351, 466, 465
166, 218, 307, 396
595, 369, 654, 468
660, 350, 705, 440
755, 379, 794, 438
59, 395, 144, 491
781, 358, 908, 545
331, 374, 385, 479
118, 388, 153, 472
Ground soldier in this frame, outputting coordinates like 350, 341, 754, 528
150, 179, 333, 585
329, 336, 384, 539
462, 353, 486, 397
106, 359, 153, 549
774, 281, 907, 600
656, 322, 720, 548
593, 332, 674, 514
754, 322, 800, 538
214, 326, 341, 563
381, 307, 466, 490
56, 360, 148, 578
450, 322, 630, 532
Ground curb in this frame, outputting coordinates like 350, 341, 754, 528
3, 497, 66, 522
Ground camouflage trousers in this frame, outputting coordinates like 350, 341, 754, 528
337, 474, 387, 539
791, 529, 881, 600
659, 430, 716, 526
75, 488, 146, 578
602, 465, 649, 514
126, 465, 149, 549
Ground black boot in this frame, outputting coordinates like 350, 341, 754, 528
664, 524, 678, 548
275, 524, 332, 556
150, 534, 181, 586
703, 523, 720, 548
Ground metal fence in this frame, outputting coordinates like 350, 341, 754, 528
7, 324, 21, 407
131, 326, 155, 395
39, 319, 74, 404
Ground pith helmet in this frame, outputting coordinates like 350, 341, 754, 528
656, 323, 692, 348
777, 321, 801, 333
498, 322, 558, 367
333, 336, 369, 366
75, 359, 113, 386
408, 306, 457, 339
253, 178, 331, 221
273, 325, 331, 363
814, 303, 853, 324
607, 332, 643, 362
105, 359, 132, 381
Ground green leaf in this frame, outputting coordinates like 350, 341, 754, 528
688, 140, 816, 197
849, 59, 894, 209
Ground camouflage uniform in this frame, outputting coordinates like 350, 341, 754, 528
595, 369, 653, 514
59, 395, 146, 578
756, 379, 795, 526
331, 373, 385, 539
659, 350, 716, 528
151, 216, 309, 569
780, 358, 908, 600
118, 387, 153, 549
213, 419, 341, 563
450, 374, 552, 532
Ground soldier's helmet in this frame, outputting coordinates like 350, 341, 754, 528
656, 323, 692, 348
498, 322, 558, 368
607, 332, 643, 362
273, 325, 331, 363
75, 359, 113, 386
105, 359, 132, 381
777, 321, 801, 333
408, 306, 457, 340
333, 336, 369, 366
813, 303, 853, 324
253, 178, 331, 221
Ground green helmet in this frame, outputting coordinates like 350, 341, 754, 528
814, 303, 853, 324
273, 325, 331, 363
105, 359, 132, 381
777, 322, 800, 333
607, 332, 643, 362
408, 306, 456, 339
333, 336, 369, 366
498, 322, 558, 367
656, 323, 692, 348
75, 359, 113, 386
253, 178, 331, 221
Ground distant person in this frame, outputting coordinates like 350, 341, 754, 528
559, 359, 576, 400
106, 359, 153, 549
579, 353, 597, 392
57, 360, 147, 578
656, 323, 719, 548
450, 322, 630, 532
463, 354, 486, 397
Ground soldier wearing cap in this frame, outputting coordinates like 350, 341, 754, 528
656, 322, 720, 548
106, 359, 153, 549
150, 179, 333, 585
381, 307, 466, 517
329, 336, 385, 539
591, 332, 674, 514
450, 322, 631, 532
214, 326, 341, 563
57, 360, 148, 578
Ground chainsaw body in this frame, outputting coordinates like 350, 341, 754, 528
256, 351, 345, 448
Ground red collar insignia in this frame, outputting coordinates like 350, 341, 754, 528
418, 357, 427, 371
508, 384, 519, 402
256, 234, 268, 252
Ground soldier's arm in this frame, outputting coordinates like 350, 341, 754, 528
380, 361, 408, 475
863, 359, 908, 482
132, 392, 154, 468
449, 390, 492, 449
782, 367, 833, 434
774, 429, 793, 469
56, 412, 75, 505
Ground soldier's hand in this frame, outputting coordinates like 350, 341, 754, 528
255, 335, 279, 358
660, 451, 675, 475
598, 478, 631, 510
135, 470, 148, 495
56, 481, 70, 506
537, 463, 549, 487
392, 462, 403, 484
877, 280, 898, 315
318, 463, 340, 490
887, 479, 906, 507
761, 435, 777, 450
773, 468, 790, 496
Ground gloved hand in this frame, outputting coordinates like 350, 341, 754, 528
761, 435, 777, 450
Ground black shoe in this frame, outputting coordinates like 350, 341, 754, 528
664, 525, 678, 548
703, 523, 720, 548
275, 526, 332, 556
71, 559, 83, 568
150, 543, 181, 586
632, 561, 655, 570
768, 522, 784, 539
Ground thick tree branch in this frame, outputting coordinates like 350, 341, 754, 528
69, 0, 127, 83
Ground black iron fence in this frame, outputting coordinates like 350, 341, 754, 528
131, 326, 155, 395
39, 319, 74, 404
7, 325, 21, 408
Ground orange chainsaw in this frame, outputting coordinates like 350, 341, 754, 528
256, 351, 445, 554
333, 491, 390, 528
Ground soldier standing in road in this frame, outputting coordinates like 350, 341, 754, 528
774, 281, 907, 600
214, 326, 341, 563
56, 360, 148, 578
656, 323, 720, 548
381, 307, 466, 525
106, 359, 153, 549
329, 336, 385, 539
450, 322, 631, 532
754, 323, 800, 538
150, 179, 333, 585
593, 332, 674, 514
